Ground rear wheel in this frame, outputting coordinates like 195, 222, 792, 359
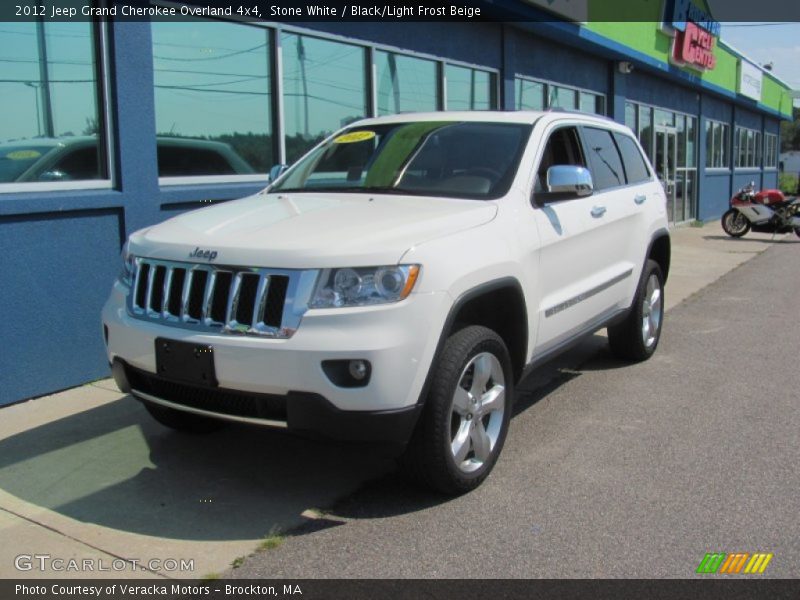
143, 401, 226, 434
721, 209, 750, 238
608, 259, 664, 362
402, 325, 513, 495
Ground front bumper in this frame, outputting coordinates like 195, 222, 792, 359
102, 280, 448, 442
113, 360, 421, 443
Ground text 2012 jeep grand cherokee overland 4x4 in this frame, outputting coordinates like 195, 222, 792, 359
103, 111, 670, 494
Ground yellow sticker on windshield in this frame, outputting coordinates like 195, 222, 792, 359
6, 150, 41, 160
333, 131, 376, 144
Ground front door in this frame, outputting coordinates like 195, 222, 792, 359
654, 128, 678, 222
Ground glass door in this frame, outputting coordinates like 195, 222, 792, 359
655, 127, 678, 223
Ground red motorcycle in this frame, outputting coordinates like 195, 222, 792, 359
721, 182, 800, 238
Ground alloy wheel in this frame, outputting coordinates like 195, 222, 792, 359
641, 273, 663, 348
449, 352, 506, 473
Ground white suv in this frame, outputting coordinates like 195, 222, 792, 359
102, 111, 670, 494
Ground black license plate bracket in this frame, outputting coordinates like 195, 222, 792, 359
155, 338, 217, 387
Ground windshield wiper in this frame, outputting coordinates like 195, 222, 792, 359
272, 186, 411, 194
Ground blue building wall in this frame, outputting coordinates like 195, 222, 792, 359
624, 69, 700, 116
0, 20, 788, 406
0, 22, 264, 406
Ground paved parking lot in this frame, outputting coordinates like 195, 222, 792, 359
232, 236, 800, 578
0, 226, 796, 578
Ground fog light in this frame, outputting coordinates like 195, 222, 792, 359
321, 359, 372, 388
349, 360, 368, 381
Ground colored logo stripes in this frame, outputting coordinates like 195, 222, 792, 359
696, 552, 773, 574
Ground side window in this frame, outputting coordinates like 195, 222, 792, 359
613, 133, 652, 184
535, 126, 586, 192
46, 146, 100, 181
157, 146, 237, 177
582, 127, 625, 191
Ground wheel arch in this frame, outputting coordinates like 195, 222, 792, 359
417, 277, 528, 406
647, 229, 671, 284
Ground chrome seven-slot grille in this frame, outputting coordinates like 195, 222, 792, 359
129, 258, 294, 337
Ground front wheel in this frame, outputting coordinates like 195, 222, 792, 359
795, 227, 800, 239
608, 260, 665, 362
402, 325, 513, 495
721, 209, 750, 238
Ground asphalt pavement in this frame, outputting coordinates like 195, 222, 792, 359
232, 239, 800, 578
1, 227, 796, 579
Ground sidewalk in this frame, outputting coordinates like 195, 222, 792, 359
0, 225, 794, 579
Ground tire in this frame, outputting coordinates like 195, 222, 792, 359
721, 209, 750, 238
402, 325, 513, 495
143, 401, 226, 434
795, 227, 800, 239
608, 259, 665, 362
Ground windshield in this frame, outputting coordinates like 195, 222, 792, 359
0, 145, 53, 183
272, 121, 532, 200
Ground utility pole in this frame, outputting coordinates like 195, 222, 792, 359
297, 36, 309, 137
35, 18, 54, 137
388, 53, 399, 113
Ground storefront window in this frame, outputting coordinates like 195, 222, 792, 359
676, 115, 686, 168
152, 21, 272, 175
638, 106, 653, 161
628, 100, 697, 222
625, 102, 637, 131
549, 86, 577, 110
686, 117, 696, 168
282, 33, 367, 163
515, 79, 544, 110
376, 51, 437, 116
579, 91, 604, 115
654, 109, 675, 128
764, 133, 778, 168
706, 120, 729, 168
0, 22, 107, 185
446, 65, 495, 110
735, 126, 764, 169
514, 77, 603, 115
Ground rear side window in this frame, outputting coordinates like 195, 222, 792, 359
613, 133, 651, 184
582, 127, 625, 191
158, 146, 237, 177
48, 147, 100, 181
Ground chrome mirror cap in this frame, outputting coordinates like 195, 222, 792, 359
547, 165, 594, 197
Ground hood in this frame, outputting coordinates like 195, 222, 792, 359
129, 192, 497, 268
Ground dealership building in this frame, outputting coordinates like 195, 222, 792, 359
0, 1, 794, 405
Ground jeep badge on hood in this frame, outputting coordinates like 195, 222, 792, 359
189, 247, 218, 261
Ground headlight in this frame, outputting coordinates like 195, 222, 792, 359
310, 265, 420, 308
118, 241, 135, 287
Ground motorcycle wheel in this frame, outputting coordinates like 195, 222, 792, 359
795, 227, 800, 239
721, 209, 750, 238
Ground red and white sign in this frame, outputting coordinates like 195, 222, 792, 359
672, 21, 717, 71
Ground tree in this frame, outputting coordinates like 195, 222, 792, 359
780, 107, 800, 152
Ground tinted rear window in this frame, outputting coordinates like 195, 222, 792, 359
582, 127, 625, 191
613, 133, 651, 184
158, 146, 236, 177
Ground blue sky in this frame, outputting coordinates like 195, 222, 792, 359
719, 22, 800, 107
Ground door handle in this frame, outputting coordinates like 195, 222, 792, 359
634, 195, 647, 205
591, 205, 607, 218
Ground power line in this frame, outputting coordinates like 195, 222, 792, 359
153, 42, 266, 62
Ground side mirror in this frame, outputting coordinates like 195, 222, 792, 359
538, 165, 593, 203
268, 164, 288, 183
